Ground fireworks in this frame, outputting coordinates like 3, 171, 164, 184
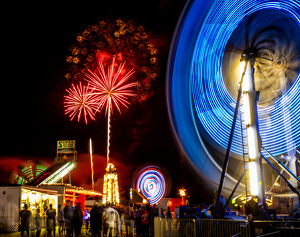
90, 138, 95, 190
65, 19, 159, 101
64, 82, 98, 124
63, 18, 156, 202
64, 59, 136, 124
85, 58, 136, 115
85, 58, 136, 164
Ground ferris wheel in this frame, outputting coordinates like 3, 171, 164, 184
167, 0, 300, 202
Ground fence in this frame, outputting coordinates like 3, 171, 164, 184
0, 217, 18, 232
154, 217, 300, 237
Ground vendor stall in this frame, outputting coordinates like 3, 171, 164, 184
0, 185, 58, 232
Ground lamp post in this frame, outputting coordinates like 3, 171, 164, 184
179, 189, 186, 205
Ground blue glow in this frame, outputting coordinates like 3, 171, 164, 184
167, 0, 300, 187
192, 0, 300, 156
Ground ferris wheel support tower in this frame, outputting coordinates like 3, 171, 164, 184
241, 55, 264, 204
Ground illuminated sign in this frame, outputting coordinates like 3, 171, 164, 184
57, 140, 76, 156
57, 140, 75, 149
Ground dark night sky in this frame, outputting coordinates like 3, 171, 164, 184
1, 1, 213, 204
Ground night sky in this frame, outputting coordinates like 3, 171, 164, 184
1, 1, 213, 204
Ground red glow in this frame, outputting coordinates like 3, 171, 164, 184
95, 51, 111, 64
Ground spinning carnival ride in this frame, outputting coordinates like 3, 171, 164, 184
167, 0, 300, 210
10, 160, 49, 185
135, 167, 167, 205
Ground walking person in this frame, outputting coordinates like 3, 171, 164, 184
166, 206, 172, 235
124, 206, 131, 237
20, 203, 32, 237
35, 208, 42, 237
90, 199, 103, 237
73, 202, 83, 237
146, 204, 152, 237
119, 211, 124, 237
64, 200, 74, 237
83, 209, 90, 235
213, 190, 226, 218
46, 203, 56, 237
135, 206, 141, 237
140, 205, 150, 237
174, 205, 180, 231
57, 204, 65, 236
129, 210, 135, 237
103, 202, 121, 237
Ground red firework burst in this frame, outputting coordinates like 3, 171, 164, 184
85, 58, 136, 115
64, 82, 98, 124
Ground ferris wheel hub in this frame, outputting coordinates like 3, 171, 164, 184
272, 56, 287, 71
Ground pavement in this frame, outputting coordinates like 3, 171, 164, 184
0, 226, 91, 236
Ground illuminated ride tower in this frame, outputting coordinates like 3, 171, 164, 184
102, 96, 120, 206
103, 163, 120, 206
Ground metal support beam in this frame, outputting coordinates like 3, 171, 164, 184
221, 163, 249, 215
269, 161, 289, 192
262, 147, 300, 183
261, 153, 300, 197
214, 63, 247, 218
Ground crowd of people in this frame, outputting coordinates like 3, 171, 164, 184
88, 200, 163, 237
19, 199, 177, 237
19, 200, 84, 237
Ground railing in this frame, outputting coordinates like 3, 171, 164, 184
251, 220, 300, 236
154, 217, 300, 237
154, 217, 250, 237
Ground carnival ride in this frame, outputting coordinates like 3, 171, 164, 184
9, 142, 78, 186
9, 160, 49, 185
11, 160, 75, 186
167, 0, 300, 217
28, 143, 77, 186
135, 167, 167, 204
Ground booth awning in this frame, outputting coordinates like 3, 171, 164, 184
130, 189, 147, 204
22, 185, 58, 195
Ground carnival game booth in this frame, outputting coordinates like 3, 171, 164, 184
0, 184, 102, 233
0, 185, 58, 232
39, 184, 102, 210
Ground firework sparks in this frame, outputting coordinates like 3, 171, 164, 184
85, 58, 136, 115
65, 19, 159, 101
90, 138, 95, 190
85, 58, 136, 163
64, 82, 98, 124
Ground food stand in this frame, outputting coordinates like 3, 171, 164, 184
0, 185, 58, 232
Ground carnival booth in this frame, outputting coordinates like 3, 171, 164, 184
40, 184, 102, 210
0, 185, 58, 232
0, 140, 102, 233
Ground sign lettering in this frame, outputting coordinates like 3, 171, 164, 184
57, 140, 75, 149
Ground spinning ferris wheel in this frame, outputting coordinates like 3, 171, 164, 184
167, 0, 300, 208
